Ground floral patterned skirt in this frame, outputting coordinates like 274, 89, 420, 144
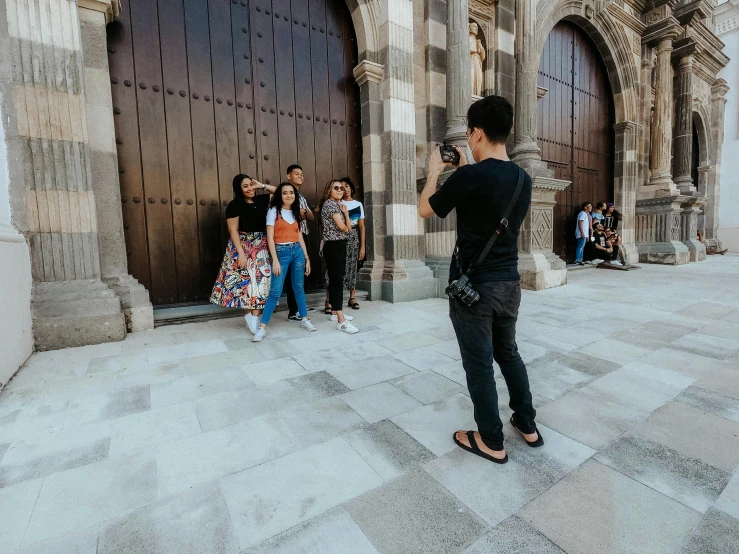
210, 232, 271, 309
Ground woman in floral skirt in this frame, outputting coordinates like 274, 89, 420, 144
210, 174, 276, 334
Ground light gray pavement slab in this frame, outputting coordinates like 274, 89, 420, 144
2, 255, 739, 552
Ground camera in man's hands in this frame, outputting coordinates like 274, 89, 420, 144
445, 274, 480, 306
439, 144, 461, 166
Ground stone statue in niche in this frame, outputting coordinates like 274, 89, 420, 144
469, 22, 485, 97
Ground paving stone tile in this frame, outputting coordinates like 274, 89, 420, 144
548, 351, 623, 378
220, 437, 382, 549
64, 385, 151, 426
427, 339, 462, 360
0, 478, 43, 552
241, 357, 307, 386
98, 483, 239, 554
619, 361, 698, 388
391, 370, 467, 405
391, 394, 476, 456
340, 382, 421, 423
86, 352, 149, 375
526, 357, 593, 401
462, 516, 565, 554
109, 402, 201, 457
292, 349, 353, 372
714, 470, 739, 520
693, 364, 739, 399
611, 323, 695, 350
675, 302, 737, 320
327, 356, 417, 390
179, 348, 265, 376
245, 507, 378, 554
634, 402, 739, 473
188, 367, 255, 397
156, 414, 299, 497
254, 340, 303, 360
429, 359, 468, 386
392, 348, 455, 371
425, 424, 593, 527
519, 459, 702, 554
223, 336, 260, 351
670, 333, 739, 360
343, 420, 436, 480
595, 434, 730, 513
25, 453, 158, 545
694, 320, 739, 341
342, 342, 394, 361
146, 340, 228, 365
345, 468, 488, 554
0, 421, 110, 488
639, 347, 718, 378
15, 525, 99, 554
536, 388, 648, 450
149, 377, 203, 409
582, 368, 685, 413
0, 442, 9, 464
380, 332, 441, 353
575, 338, 653, 366
423, 326, 458, 341
517, 340, 549, 364
376, 318, 440, 334
681, 509, 739, 554
274, 397, 367, 448
287, 371, 350, 397
674, 386, 739, 423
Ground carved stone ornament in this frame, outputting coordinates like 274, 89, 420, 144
352, 60, 384, 86
585, 5, 594, 19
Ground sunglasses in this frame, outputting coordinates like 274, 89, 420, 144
332, 186, 344, 191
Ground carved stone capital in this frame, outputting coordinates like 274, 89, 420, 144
78, 0, 121, 23
712, 78, 730, 99
536, 87, 548, 100
353, 60, 384, 86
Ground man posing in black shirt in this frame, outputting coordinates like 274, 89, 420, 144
419, 96, 542, 464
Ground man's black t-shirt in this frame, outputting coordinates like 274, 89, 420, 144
225, 194, 270, 233
429, 158, 532, 283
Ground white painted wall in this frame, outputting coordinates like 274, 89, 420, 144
0, 90, 34, 389
717, 4, 739, 250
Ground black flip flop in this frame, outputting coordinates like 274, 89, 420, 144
510, 417, 544, 447
452, 431, 508, 464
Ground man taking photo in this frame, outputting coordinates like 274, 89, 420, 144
418, 95, 542, 464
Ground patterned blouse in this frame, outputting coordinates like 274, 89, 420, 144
321, 200, 349, 242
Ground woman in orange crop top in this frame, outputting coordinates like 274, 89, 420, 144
253, 183, 316, 341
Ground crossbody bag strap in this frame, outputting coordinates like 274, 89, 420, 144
469, 167, 525, 272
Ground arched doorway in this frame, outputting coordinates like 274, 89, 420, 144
107, 0, 362, 306
536, 21, 615, 262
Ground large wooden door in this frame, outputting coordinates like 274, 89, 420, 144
537, 21, 614, 262
108, 0, 361, 306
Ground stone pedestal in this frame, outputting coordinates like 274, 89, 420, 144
358, 260, 438, 303
518, 176, 570, 290
681, 198, 706, 262
635, 196, 691, 265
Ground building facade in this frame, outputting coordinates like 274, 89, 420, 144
0, 0, 729, 380
716, 0, 739, 250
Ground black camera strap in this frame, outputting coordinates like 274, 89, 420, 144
466, 166, 525, 274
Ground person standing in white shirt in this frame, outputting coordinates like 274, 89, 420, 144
575, 202, 592, 265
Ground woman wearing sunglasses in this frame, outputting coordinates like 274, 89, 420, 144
319, 180, 359, 333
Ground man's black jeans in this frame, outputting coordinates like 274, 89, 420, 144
449, 280, 537, 451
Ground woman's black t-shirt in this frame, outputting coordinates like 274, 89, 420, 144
225, 194, 270, 233
603, 213, 619, 230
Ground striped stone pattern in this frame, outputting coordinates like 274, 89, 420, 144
6, 0, 101, 282
495, 0, 515, 104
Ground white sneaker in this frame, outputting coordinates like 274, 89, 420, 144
244, 314, 259, 335
611, 260, 622, 266
301, 318, 317, 332
329, 314, 353, 322
252, 327, 267, 342
337, 321, 359, 334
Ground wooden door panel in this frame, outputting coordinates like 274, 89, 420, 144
537, 21, 613, 263
109, 0, 362, 306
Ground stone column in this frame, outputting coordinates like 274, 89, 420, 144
648, 37, 678, 190
355, 0, 437, 302
704, 79, 729, 251
614, 121, 640, 264
445, 0, 471, 145
681, 197, 706, 262
78, 0, 153, 332
672, 55, 697, 193
4, 0, 126, 349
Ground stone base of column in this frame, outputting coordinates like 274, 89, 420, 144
103, 275, 154, 332
622, 242, 640, 265
635, 196, 691, 266
682, 239, 706, 262
518, 252, 567, 291
31, 280, 127, 351
357, 260, 438, 303
424, 256, 452, 298
705, 238, 724, 254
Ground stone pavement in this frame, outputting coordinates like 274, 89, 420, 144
1, 256, 739, 554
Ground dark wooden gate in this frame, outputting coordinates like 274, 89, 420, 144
536, 21, 614, 262
107, 0, 361, 306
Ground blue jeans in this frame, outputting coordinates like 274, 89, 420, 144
575, 237, 587, 262
261, 243, 308, 325
449, 280, 536, 451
